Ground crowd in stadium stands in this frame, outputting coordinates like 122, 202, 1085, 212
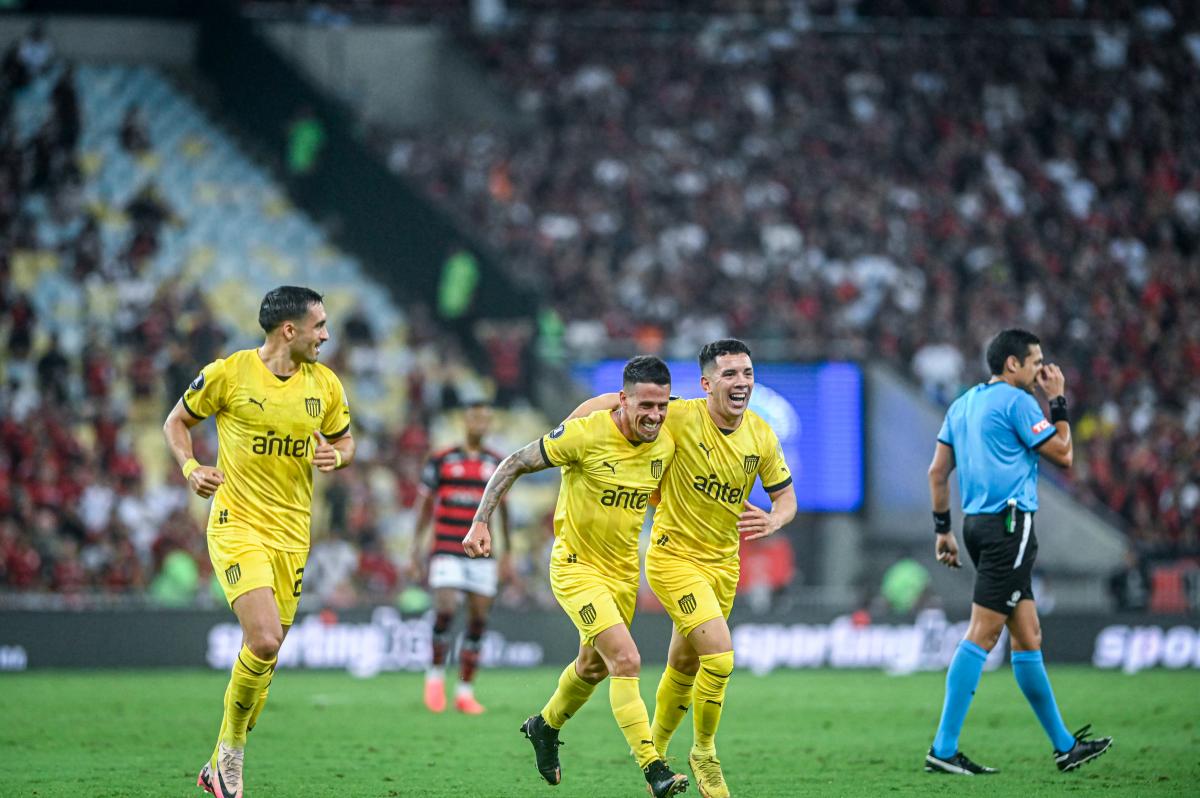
0, 31, 547, 605
5, 8, 1198, 609
386, 15, 1200, 551
246, 0, 1198, 25
1, 35, 195, 597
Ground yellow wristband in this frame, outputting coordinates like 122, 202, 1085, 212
182, 458, 201, 479
334, 449, 344, 469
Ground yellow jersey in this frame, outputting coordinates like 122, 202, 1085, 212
182, 349, 351, 551
542, 409, 675, 581
652, 397, 791, 564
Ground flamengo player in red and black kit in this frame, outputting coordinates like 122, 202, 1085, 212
410, 400, 511, 714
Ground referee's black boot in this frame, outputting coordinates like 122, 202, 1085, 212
924, 747, 998, 775
1054, 724, 1113, 772
643, 758, 689, 797
520, 714, 564, 785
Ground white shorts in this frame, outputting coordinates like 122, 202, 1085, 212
428, 553, 498, 598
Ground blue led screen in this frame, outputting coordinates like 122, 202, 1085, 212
572, 361, 864, 512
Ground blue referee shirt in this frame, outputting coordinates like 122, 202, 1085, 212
937, 382, 1057, 514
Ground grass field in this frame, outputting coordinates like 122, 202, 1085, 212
2, 666, 1197, 797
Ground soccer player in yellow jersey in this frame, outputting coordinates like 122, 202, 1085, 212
569, 339, 797, 798
162, 286, 354, 798
462, 356, 689, 797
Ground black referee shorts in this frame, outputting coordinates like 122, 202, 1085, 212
963, 509, 1038, 615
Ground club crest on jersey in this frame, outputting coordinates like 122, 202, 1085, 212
743, 454, 761, 474
650, 459, 663, 479
678, 593, 698, 614
225, 563, 242, 586
305, 397, 322, 418
579, 603, 597, 625
189, 372, 205, 391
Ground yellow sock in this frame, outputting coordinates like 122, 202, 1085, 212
692, 651, 734, 756
541, 659, 598, 729
212, 682, 232, 762
651, 665, 695, 756
247, 680, 271, 732
609, 676, 658, 769
219, 645, 276, 748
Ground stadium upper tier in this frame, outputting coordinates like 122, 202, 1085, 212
0, 61, 553, 601
386, 20, 1200, 548
12, 65, 399, 380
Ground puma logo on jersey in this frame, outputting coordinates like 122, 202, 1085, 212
601, 461, 617, 475
248, 397, 267, 411
698, 441, 714, 458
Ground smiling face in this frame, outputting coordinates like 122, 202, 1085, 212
286, 302, 329, 364
701, 352, 754, 426
619, 381, 671, 443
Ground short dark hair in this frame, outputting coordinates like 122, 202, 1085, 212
699, 338, 752, 373
259, 286, 324, 333
623, 355, 671, 390
986, 329, 1041, 375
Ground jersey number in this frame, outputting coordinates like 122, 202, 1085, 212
292, 567, 305, 598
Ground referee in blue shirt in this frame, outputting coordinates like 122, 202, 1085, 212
923, 329, 1113, 776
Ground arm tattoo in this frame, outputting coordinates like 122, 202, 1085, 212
473, 439, 550, 524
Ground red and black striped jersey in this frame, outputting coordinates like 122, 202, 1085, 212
421, 445, 504, 557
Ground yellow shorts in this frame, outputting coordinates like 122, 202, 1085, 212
549, 557, 639, 647
645, 547, 738, 637
208, 531, 308, 626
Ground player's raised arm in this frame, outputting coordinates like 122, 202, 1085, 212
463, 439, 551, 558
563, 392, 620, 422
162, 399, 224, 498
1034, 364, 1073, 468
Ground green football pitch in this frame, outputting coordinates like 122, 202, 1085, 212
2, 667, 1196, 797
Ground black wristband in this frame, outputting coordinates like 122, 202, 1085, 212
1049, 395, 1068, 424
933, 511, 951, 535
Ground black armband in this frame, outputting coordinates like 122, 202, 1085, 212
933, 511, 952, 535
1048, 395, 1068, 424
